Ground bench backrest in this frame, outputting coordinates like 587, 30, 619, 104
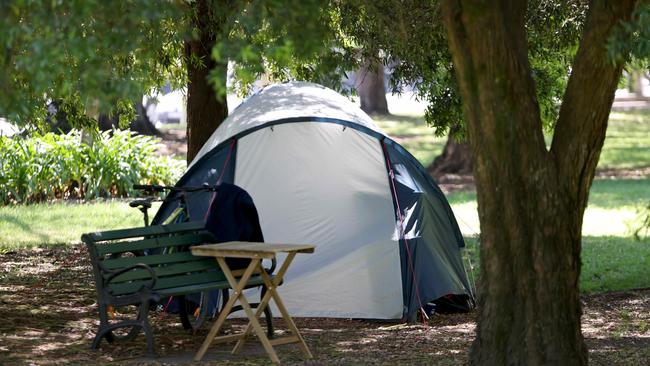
82, 221, 227, 297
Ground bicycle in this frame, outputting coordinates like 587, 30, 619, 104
129, 183, 275, 336
130, 183, 220, 332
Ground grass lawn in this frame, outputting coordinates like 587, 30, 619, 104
0, 178, 647, 294
450, 178, 650, 294
600, 110, 650, 168
0, 201, 143, 252
374, 109, 650, 170
374, 114, 447, 167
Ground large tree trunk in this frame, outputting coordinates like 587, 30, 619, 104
184, 0, 230, 163
358, 59, 390, 115
428, 125, 473, 177
441, 1, 637, 365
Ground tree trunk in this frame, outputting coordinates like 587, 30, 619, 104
46, 100, 158, 136
441, 1, 638, 365
97, 102, 159, 136
428, 125, 473, 178
629, 69, 647, 98
358, 58, 390, 115
184, 0, 230, 163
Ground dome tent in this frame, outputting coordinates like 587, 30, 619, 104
153, 82, 474, 320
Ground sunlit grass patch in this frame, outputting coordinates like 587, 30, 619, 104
373, 110, 649, 171
0, 201, 146, 250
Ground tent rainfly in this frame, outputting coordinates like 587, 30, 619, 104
153, 82, 474, 321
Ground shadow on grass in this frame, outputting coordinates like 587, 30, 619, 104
372, 113, 426, 126
587, 178, 650, 209
581, 236, 650, 293
461, 235, 650, 295
0, 213, 52, 244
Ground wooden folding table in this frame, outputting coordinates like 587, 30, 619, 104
190, 241, 315, 363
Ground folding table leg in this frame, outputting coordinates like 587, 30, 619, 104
231, 261, 276, 355
217, 257, 280, 363
236, 287, 280, 363
262, 268, 313, 358
194, 258, 259, 361
232, 252, 295, 353
231, 253, 312, 359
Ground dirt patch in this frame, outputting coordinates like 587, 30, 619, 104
435, 173, 476, 193
595, 166, 650, 180
1, 246, 648, 365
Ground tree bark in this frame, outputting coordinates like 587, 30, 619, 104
441, 1, 638, 365
184, 0, 230, 163
358, 58, 390, 115
428, 125, 473, 178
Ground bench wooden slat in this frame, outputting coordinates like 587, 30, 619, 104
83, 221, 205, 242
154, 276, 268, 297
105, 258, 219, 283
96, 232, 214, 256
109, 271, 229, 295
101, 252, 203, 270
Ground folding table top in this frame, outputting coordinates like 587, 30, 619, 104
191, 241, 315, 259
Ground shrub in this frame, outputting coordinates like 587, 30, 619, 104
0, 130, 184, 203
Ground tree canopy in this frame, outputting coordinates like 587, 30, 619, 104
0, 0, 354, 133
335, 0, 588, 136
0, 1, 186, 128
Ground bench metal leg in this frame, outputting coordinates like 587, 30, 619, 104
92, 302, 155, 357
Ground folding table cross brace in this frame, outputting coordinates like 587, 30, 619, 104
191, 242, 315, 364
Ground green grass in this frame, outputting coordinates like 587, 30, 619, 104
581, 236, 650, 293
0, 201, 144, 250
447, 178, 650, 237
373, 110, 650, 171
452, 177, 650, 293
461, 235, 650, 294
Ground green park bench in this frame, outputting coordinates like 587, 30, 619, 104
82, 220, 274, 356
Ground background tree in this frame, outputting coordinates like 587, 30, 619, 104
0, 0, 186, 131
0, 0, 354, 163
184, 0, 236, 162
440, 0, 645, 364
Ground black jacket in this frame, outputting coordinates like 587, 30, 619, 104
203, 183, 265, 269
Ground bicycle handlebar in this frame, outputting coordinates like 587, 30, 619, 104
133, 183, 219, 193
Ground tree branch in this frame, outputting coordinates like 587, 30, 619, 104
551, 0, 639, 208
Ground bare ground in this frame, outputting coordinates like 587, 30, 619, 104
0, 246, 649, 365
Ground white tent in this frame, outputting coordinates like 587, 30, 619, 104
154, 82, 473, 320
